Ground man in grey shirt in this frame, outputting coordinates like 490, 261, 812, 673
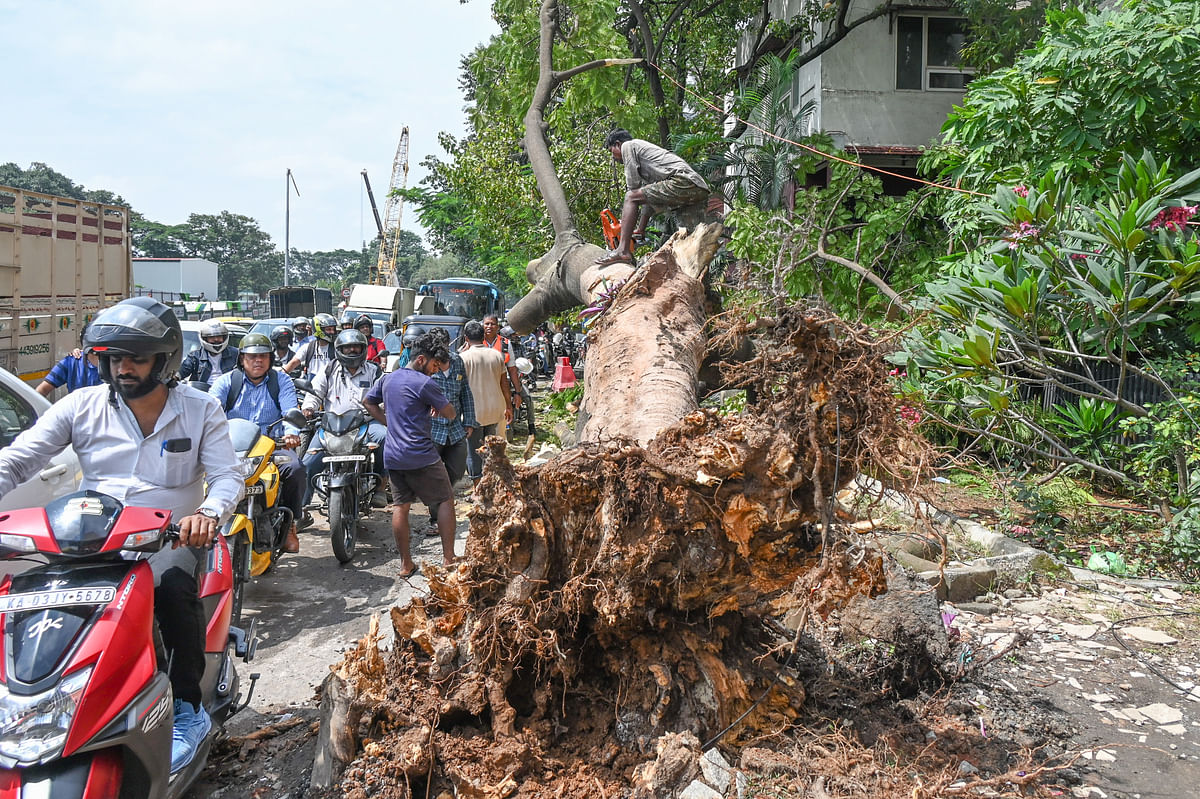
595, 128, 711, 267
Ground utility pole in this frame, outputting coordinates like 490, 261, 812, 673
284, 169, 300, 286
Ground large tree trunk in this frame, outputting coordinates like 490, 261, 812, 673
314, 2, 937, 796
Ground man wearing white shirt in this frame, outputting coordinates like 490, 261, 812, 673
300, 329, 386, 508
0, 298, 243, 775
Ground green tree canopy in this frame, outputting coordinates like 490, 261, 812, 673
928, 0, 1200, 227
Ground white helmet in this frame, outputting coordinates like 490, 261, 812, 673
199, 319, 230, 354
514, 357, 534, 376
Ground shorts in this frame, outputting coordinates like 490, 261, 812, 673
388, 461, 454, 506
640, 174, 711, 226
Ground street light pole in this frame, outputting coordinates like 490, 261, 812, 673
284, 169, 300, 286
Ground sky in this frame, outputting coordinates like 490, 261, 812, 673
1, 0, 499, 253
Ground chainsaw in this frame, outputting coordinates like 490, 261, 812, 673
600, 208, 647, 251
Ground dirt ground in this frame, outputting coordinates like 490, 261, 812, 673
190, 475, 1200, 798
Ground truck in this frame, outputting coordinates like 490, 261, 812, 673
344, 283, 413, 331
267, 285, 333, 320
0, 185, 132, 384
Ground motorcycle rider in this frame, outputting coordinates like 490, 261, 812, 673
338, 309, 356, 330
300, 329, 386, 509
178, 318, 239, 383
292, 316, 314, 347
354, 313, 388, 366
0, 297, 243, 774
209, 333, 306, 550
269, 324, 296, 367
284, 312, 338, 379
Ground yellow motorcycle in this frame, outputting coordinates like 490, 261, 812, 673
222, 417, 297, 626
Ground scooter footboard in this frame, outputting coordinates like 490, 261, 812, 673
0, 749, 122, 799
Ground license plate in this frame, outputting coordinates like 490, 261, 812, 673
0, 587, 117, 614
245, 484, 265, 495
324, 454, 367, 462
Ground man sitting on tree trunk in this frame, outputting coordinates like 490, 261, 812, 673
595, 128, 711, 267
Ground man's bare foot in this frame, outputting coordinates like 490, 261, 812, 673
398, 562, 420, 579
594, 251, 634, 267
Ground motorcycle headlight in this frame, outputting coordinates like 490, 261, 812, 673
0, 665, 93, 765
324, 432, 358, 456
238, 455, 265, 479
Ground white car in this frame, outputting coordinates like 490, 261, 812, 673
0, 366, 82, 511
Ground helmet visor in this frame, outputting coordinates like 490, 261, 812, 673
87, 303, 172, 344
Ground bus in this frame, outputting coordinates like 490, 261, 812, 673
416, 278, 504, 320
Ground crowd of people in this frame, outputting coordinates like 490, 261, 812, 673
0, 296, 531, 778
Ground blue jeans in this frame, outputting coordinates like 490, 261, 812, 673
303, 421, 387, 505
466, 423, 498, 480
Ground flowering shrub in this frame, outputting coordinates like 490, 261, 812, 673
901, 151, 1200, 490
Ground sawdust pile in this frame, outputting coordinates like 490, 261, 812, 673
325, 309, 940, 799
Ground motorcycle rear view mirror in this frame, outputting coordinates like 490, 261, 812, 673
293, 378, 313, 393
282, 408, 308, 429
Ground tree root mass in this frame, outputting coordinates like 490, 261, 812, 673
326, 309, 949, 798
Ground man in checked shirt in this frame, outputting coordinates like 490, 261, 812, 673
414, 326, 477, 536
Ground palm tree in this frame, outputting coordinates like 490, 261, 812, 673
677, 52, 816, 212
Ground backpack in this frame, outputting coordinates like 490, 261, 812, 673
223, 368, 282, 415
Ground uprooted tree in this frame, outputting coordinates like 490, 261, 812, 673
314, 2, 940, 796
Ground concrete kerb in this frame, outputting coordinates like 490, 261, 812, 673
845, 475, 1065, 598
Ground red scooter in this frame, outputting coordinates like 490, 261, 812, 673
0, 490, 257, 798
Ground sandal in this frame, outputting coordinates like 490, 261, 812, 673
398, 564, 421, 579
594, 251, 634, 267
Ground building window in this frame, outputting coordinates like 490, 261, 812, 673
896, 16, 972, 91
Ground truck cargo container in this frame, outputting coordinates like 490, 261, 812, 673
0, 185, 132, 383
268, 285, 333, 320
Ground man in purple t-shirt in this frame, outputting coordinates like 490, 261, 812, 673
364, 333, 457, 577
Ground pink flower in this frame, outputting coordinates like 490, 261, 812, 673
1009, 525, 1032, 536
1070, 252, 1088, 262
1149, 205, 1198, 232
1013, 185, 1029, 198
898, 405, 922, 427
1005, 221, 1041, 249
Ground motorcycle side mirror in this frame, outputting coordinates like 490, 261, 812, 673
282, 408, 308, 428
293, 378, 313, 393
186, 380, 211, 393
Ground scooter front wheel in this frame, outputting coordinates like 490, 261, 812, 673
329, 487, 357, 564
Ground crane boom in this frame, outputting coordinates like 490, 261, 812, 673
371, 127, 410, 286
361, 169, 384, 239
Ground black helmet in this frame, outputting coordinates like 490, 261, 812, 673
500, 325, 515, 339
338, 310, 356, 329
84, 297, 183, 386
313, 313, 338, 342
353, 314, 373, 334
269, 325, 294, 348
292, 316, 311, 334
238, 333, 272, 357
334, 329, 367, 370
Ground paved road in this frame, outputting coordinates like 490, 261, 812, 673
228, 494, 473, 716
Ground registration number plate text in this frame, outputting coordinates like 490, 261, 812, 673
324, 454, 366, 462
0, 587, 117, 614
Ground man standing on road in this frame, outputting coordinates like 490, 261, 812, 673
479, 314, 523, 417
594, 128, 711, 267
419, 326, 477, 536
36, 333, 101, 397
459, 320, 510, 485
363, 333, 458, 577
209, 333, 306, 551
0, 297, 243, 775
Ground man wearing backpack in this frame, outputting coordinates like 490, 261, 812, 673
209, 334, 306, 550
283, 312, 339, 379
300, 330, 386, 509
